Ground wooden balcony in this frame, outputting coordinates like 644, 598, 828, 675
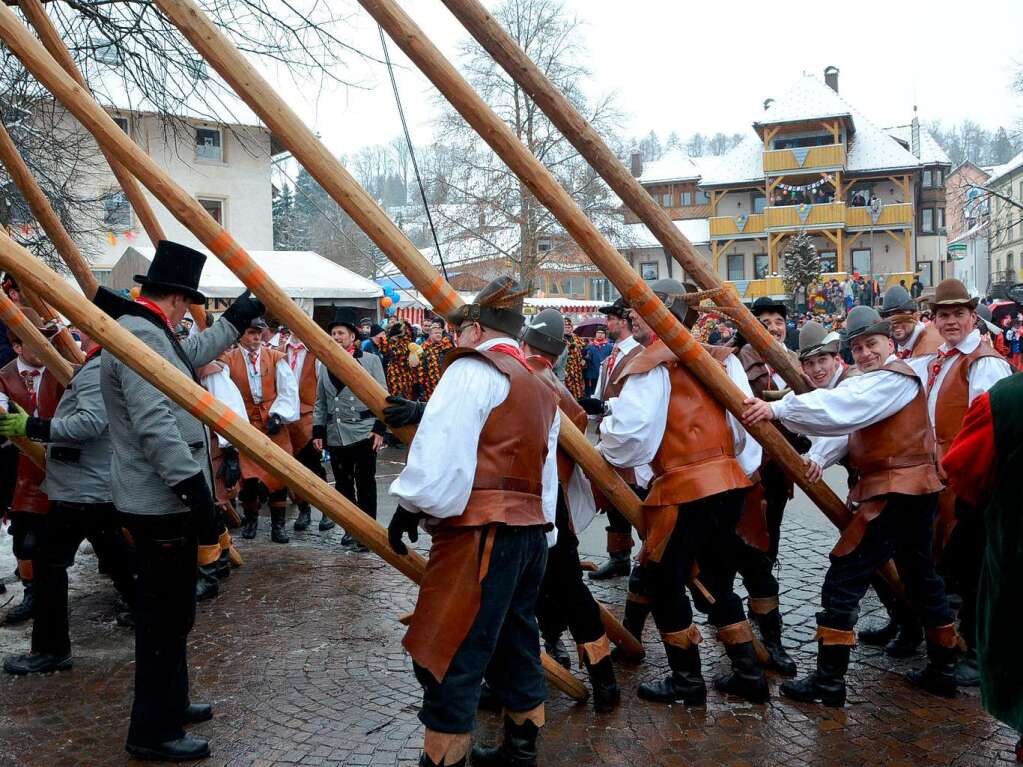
845, 202, 913, 229
765, 202, 846, 231
708, 213, 766, 239
726, 276, 786, 301
763, 143, 846, 174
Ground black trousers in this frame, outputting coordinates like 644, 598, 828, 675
0, 443, 17, 512
940, 500, 985, 650
239, 478, 288, 510
819, 493, 954, 633
120, 511, 197, 745
329, 438, 377, 520
8, 510, 46, 563
33, 502, 137, 657
647, 490, 748, 635
732, 541, 779, 605
537, 495, 604, 647
415, 525, 547, 733
605, 505, 632, 539
293, 439, 326, 507
761, 463, 792, 562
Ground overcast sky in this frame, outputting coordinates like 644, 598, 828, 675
268, 0, 1023, 159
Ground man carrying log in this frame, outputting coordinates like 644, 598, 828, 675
599, 279, 768, 706
743, 306, 957, 707
101, 241, 264, 761
226, 317, 301, 544
388, 276, 559, 767
883, 284, 942, 359
1, 289, 136, 674
0, 307, 65, 626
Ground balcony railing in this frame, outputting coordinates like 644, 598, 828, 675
763, 143, 846, 174
709, 212, 766, 238
765, 202, 846, 230
846, 202, 913, 229
725, 276, 786, 301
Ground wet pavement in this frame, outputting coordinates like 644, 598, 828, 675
0, 450, 1017, 766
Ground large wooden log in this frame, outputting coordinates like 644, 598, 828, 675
0, 229, 589, 702
438, 0, 810, 395
359, 0, 852, 530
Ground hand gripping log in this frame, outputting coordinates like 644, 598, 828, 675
145, 0, 643, 655
437, 0, 809, 395
0, 229, 589, 701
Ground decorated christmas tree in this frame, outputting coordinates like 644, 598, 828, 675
782, 232, 821, 306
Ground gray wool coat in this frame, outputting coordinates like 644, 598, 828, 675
312, 352, 387, 447
101, 309, 238, 516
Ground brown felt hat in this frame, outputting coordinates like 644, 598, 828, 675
928, 279, 978, 311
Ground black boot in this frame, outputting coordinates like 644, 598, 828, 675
214, 549, 231, 580
419, 753, 465, 767
196, 565, 220, 602
4, 581, 34, 625
183, 703, 213, 724
584, 655, 620, 713
611, 568, 650, 662
293, 504, 311, 531
858, 615, 899, 646
588, 551, 630, 581
637, 643, 706, 705
470, 715, 539, 767
241, 514, 259, 540
3, 651, 73, 675
752, 609, 797, 677
954, 648, 980, 687
907, 638, 957, 698
543, 630, 571, 670
318, 513, 336, 531
125, 734, 210, 762
477, 681, 501, 712
780, 642, 849, 707
270, 507, 290, 544
884, 619, 924, 658
714, 640, 770, 703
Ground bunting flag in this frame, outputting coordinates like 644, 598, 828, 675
106, 231, 118, 246
792, 147, 811, 167
778, 179, 827, 193
736, 212, 748, 232
797, 203, 812, 223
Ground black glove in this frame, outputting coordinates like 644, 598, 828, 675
24, 417, 51, 441
577, 397, 605, 416
266, 413, 284, 436
383, 395, 426, 427
221, 289, 266, 334
218, 445, 241, 488
172, 471, 218, 537
388, 505, 423, 555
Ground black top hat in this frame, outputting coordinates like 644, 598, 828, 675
134, 240, 207, 304
751, 296, 787, 318
92, 286, 132, 320
326, 306, 361, 334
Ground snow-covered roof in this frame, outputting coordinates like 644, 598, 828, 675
699, 134, 765, 186
123, 247, 381, 299
754, 75, 853, 129
638, 149, 719, 184
625, 218, 710, 249
987, 151, 1023, 185
883, 124, 951, 165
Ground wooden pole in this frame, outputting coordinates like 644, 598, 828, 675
0, 228, 588, 701
359, 0, 852, 529
17, 284, 84, 365
439, 0, 811, 395
0, 290, 73, 386
147, 0, 644, 532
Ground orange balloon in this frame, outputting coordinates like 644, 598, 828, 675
129, 287, 141, 299
380, 296, 393, 309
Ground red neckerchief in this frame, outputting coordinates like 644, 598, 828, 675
487, 342, 530, 368
84, 345, 102, 363
134, 297, 174, 332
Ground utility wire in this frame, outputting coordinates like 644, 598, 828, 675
378, 25, 449, 282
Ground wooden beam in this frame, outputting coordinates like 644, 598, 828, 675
821, 229, 840, 247
834, 170, 842, 202
836, 229, 844, 273
763, 126, 779, 148
904, 230, 912, 272
883, 229, 904, 247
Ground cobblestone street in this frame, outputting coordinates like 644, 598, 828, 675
0, 453, 1017, 766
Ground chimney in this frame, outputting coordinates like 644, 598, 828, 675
824, 66, 839, 92
630, 149, 643, 178
763, 98, 775, 111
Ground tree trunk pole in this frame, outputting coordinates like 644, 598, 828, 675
358, 0, 851, 529
0, 228, 589, 702
148, 0, 644, 532
437, 0, 810, 395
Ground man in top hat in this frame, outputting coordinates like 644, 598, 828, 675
226, 316, 301, 544
580, 296, 645, 583
388, 276, 559, 767
102, 240, 265, 761
283, 326, 334, 534
519, 308, 620, 712
909, 278, 1013, 686
743, 305, 957, 706
0, 307, 66, 626
599, 279, 768, 706
1, 288, 136, 675
881, 283, 942, 359
312, 308, 386, 552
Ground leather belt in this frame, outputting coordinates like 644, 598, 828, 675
471, 477, 543, 496
856, 453, 933, 476
188, 440, 205, 451
49, 446, 81, 462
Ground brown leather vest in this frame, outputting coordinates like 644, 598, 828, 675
739, 343, 799, 399
846, 360, 943, 502
227, 346, 284, 426
910, 323, 943, 358
933, 343, 1005, 460
0, 361, 65, 514
620, 340, 751, 506
288, 347, 318, 411
441, 347, 557, 528
601, 342, 643, 401
526, 355, 585, 484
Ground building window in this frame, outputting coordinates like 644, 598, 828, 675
198, 197, 224, 225
922, 169, 933, 188
103, 191, 131, 229
661, 193, 672, 208
640, 261, 659, 280
935, 169, 944, 186
753, 253, 769, 278
112, 115, 130, 134
696, 190, 710, 205
921, 208, 934, 233
936, 208, 945, 230
1008, 252, 1015, 274
819, 250, 837, 273
852, 248, 871, 274
537, 237, 552, 253
680, 191, 692, 207
727, 254, 745, 281
590, 278, 619, 302
752, 192, 766, 214
917, 261, 933, 286
195, 126, 223, 162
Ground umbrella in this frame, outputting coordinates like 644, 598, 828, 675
573, 317, 607, 339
